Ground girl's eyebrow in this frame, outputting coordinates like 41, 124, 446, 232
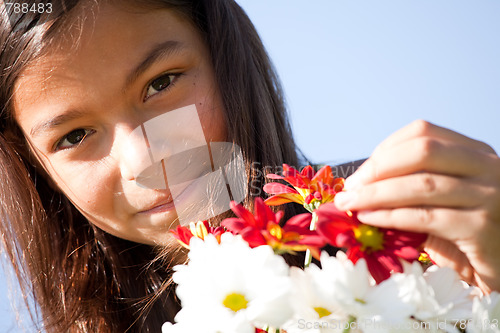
29, 40, 185, 139
124, 40, 185, 90
30, 109, 86, 138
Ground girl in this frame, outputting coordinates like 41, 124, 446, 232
1, 0, 499, 332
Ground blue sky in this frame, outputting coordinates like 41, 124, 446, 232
1, 1, 499, 330
238, 0, 500, 164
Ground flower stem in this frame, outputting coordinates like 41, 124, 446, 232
304, 212, 318, 268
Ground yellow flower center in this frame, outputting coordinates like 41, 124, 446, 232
223, 293, 248, 312
268, 223, 283, 240
418, 252, 432, 265
353, 224, 384, 252
297, 188, 313, 200
355, 297, 366, 304
314, 307, 332, 318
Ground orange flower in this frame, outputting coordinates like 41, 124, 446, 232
263, 164, 344, 212
170, 220, 226, 249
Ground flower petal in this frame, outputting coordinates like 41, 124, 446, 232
264, 193, 304, 206
335, 231, 357, 248
170, 226, 194, 248
346, 246, 363, 264
385, 229, 427, 246
315, 206, 355, 245
221, 218, 247, 233
377, 251, 403, 273
315, 203, 357, 225
253, 198, 273, 229
240, 227, 268, 248
263, 182, 298, 195
366, 254, 392, 284
297, 234, 327, 248
282, 165, 307, 188
393, 246, 421, 262
266, 173, 284, 180
284, 213, 312, 229
301, 165, 315, 179
230, 201, 257, 227
311, 165, 333, 186
275, 210, 285, 224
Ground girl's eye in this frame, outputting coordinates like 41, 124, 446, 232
56, 128, 95, 150
145, 73, 178, 100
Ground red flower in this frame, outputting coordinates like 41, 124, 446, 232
315, 203, 427, 284
221, 198, 325, 259
263, 164, 344, 212
170, 220, 226, 249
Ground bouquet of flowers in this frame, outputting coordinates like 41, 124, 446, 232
162, 165, 500, 333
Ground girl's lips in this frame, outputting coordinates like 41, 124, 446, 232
139, 195, 175, 214
138, 199, 176, 215
136, 167, 208, 217
137, 178, 193, 215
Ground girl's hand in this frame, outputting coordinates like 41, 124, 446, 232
334, 120, 500, 293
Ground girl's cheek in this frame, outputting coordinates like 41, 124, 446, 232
52, 160, 118, 215
193, 89, 226, 142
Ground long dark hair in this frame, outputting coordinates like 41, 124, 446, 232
0, 0, 300, 331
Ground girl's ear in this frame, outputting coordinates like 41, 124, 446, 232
2, 124, 62, 193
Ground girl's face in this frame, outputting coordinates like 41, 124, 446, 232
12, 3, 227, 245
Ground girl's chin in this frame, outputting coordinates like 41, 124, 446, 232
133, 208, 179, 230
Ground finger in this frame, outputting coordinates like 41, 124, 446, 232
423, 235, 475, 285
344, 137, 499, 190
335, 173, 489, 211
355, 207, 479, 241
373, 120, 497, 156
361, 207, 500, 292
425, 234, 500, 293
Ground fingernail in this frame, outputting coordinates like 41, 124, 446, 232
334, 191, 358, 210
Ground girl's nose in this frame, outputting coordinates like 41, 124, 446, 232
119, 124, 151, 181
119, 123, 172, 189
118, 105, 207, 189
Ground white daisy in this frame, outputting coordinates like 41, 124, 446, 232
170, 233, 293, 333
468, 291, 500, 333
282, 258, 347, 333
394, 262, 474, 333
320, 252, 415, 333
283, 251, 415, 333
